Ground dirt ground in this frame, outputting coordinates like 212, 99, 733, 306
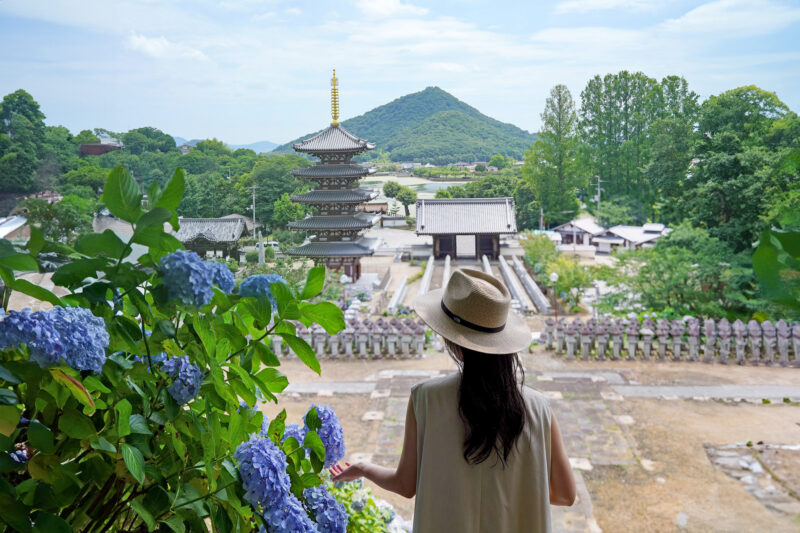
261, 349, 800, 532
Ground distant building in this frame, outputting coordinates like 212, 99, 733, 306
0, 216, 28, 240
23, 190, 62, 204
173, 217, 249, 258
220, 213, 260, 232
415, 197, 517, 260
594, 223, 671, 252
178, 144, 192, 155
552, 217, 605, 245
357, 202, 388, 214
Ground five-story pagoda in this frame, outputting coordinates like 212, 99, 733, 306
287, 70, 380, 281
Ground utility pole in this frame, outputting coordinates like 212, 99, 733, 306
595, 175, 603, 211
539, 206, 544, 231
250, 185, 258, 228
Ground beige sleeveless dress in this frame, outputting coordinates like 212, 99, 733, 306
411, 373, 552, 533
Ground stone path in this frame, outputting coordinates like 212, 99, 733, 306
611, 384, 800, 401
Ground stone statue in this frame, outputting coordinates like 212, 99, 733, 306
545, 317, 556, 350
733, 319, 747, 365
565, 321, 578, 360
656, 319, 670, 361
596, 323, 609, 361
703, 319, 716, 362
580, 324, 593, 361
670, 319, 685, 361
555, 319, 566, 354
761, 320, 776, 365
776, 320, 790, 366
626, 320, 639, 360
717, 318, 731, 363
748, 320, 762, 363
610, 321, 624, 360
687, 318, 700, 361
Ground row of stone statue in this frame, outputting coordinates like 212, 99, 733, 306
272, 317, 428, 359
543, 317, 800, 366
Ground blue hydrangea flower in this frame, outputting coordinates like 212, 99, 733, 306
9, 449, 28, 465
47, 307, 109, 373
263, 493, 319, 533
304, 405, 345, 468
161, 356, 204, 405
304, 485, 348, 533
209, 262, 235, 294
0, 307, 109, 372
234, 436, 292, 508
282, 423, 307, 445
0, 308, 63, 367
159, 250, 215, 307
238, 274, 286, 308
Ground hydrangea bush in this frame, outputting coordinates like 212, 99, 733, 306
0, 167, 348, 532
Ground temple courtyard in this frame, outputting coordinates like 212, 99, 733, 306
264, 348, 800, 533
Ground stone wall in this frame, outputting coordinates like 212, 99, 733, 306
543, 317, 800, 366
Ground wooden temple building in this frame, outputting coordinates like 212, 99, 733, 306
173, 217, 249, 258
415, 198, 517, 260
287, 70, 380, 281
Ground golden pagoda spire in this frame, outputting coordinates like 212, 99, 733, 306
330, 69, 340, 126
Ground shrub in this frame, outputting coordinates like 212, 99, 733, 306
245, 249, 259, 263
0, 166, 347, 531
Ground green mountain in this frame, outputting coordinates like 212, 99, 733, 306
272, 87, 536, 164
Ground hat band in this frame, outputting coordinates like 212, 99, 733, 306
440, 300, 506, 333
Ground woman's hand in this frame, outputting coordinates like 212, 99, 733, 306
329, 462, 364, 482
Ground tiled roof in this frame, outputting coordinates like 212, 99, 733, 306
293, 125, 375, 153
292, 188, 377, 203
173, 218, 247, 244
553, 217, 606, 236
415, 198, 517, 235
220, 213, 259, 231
292, 164, 374, 178
607, 225, 670, 245
285, 238, 380, 257
288, 213, 379, 230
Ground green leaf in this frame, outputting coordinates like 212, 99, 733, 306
57, 408, 95, 439
0, 389, 18, 405
0, 492, 32, 532
50, 370, 95, 414
129, 414, 152, 435
279, 333, 320, 374
90, 436, 116, 453
51, 258, 107, 287
28, 420, 55, 454
101, 166, 143, 223
33, 511, 72, 533
301, 266, 325, 300
0, 365, 20, 384
75, 230, 127, 259
0, 252, 38, 272
300, 472, 322, 489
162, 515, 186, 533
0, 405, 21, 437
266, 409, 286, 446
271, 282, 293, 316
255, 368, 289, 394
0, 270, 63, 307
26, 226, 45, 256
304, 407, 322, 432
303, 430, 326, 465
121, 442, 145, 484
131, 497, 157, 531
251, 342, 280, 367
136, 207, 172, 231
115, 399, 132, 437
300, 301, 345, 334
156, 168, 185, 229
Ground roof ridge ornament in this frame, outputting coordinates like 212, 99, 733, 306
331, 69, 340, 126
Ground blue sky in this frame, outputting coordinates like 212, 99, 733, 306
1, 0, 798, 145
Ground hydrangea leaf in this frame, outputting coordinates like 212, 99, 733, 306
57, 408, 96, 440
300, 302, 345, 335
102, 166, 143, 224
136, 208, 172, 232
0, 389, 18, 405
32, 511, 71, 533
50, 370, 95, 415
300, 266, 325, 300
129, 414, 152, 435
266, 409, 286, 446
28, 420, 55, 455
162, 515, 186, 533
0, 271, 63, 307
155, 168, 185, 229
304, 407, 322, 432
279, 333, 320, 374
0, 364, 21, 384
0, 493, 32, 533
26, 226, 45, 256
300, 472, 322, 489
75, 230, 127, 259
303, 430, 325, 465
0, 405, 21, 437
255, 368, 289, 394
130, 497, 157, 531
121, 442, 145, 485
51, 258, 107, 287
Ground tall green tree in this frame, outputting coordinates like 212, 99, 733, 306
0, 89, 46, 192
521, 84, 582, 228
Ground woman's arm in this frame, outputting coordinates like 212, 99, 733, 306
549, 413, 576, 506
330, 396, 418, 498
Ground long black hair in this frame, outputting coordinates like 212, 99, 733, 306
446, 339, 526, 466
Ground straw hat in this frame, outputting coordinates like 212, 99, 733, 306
414, 268, 531, 354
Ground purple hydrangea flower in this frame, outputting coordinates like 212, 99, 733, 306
238, 274, 286, 308
0, 307, 109, 372
304, 485, 348, 533
304, 405, 345, 468
263, 493, 319, 533
161, 356, 203, 405
0, 308, 63, 367
234, 436, 292, 508
209, 262, 235, 294
159, 250, 215, 307
48, 307, 109, 373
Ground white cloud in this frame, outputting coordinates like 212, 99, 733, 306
354, 0, 428, 18
125, 32, 208, 60
660, 0, 800, 36
554, 0, 660, 14
285, 7, 302, 15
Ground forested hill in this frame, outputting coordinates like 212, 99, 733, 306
272, 86, 537, 164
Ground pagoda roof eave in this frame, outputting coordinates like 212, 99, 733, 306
291, 188, 378, 204
292, 124, 375, 153
285, 238, 380, 257
288, 213, 379, 230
